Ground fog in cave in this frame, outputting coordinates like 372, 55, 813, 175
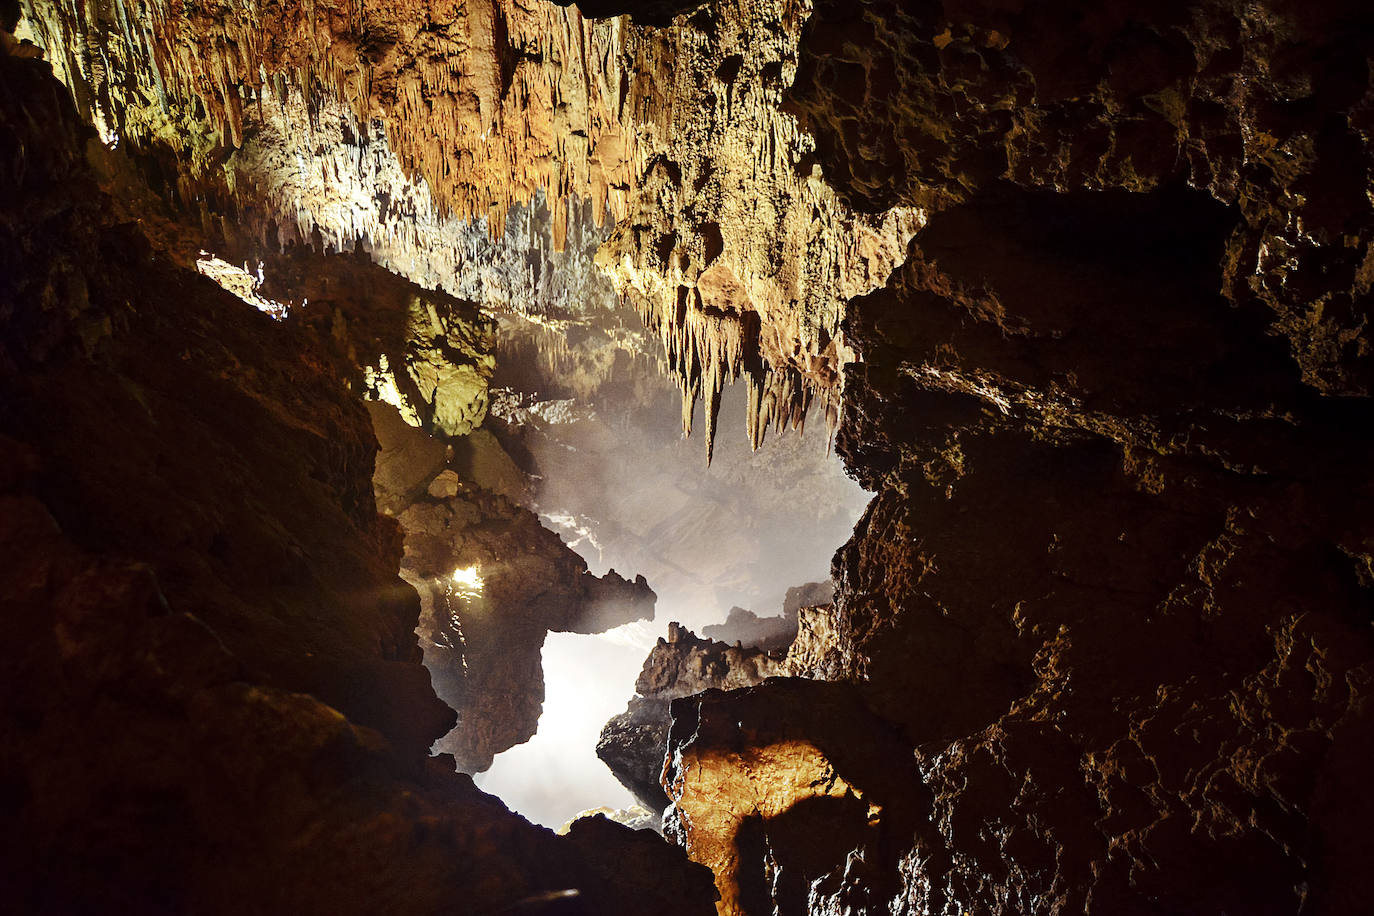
474, 626, 651, 827
477, 367, 870, 828
526, 381, 870, 631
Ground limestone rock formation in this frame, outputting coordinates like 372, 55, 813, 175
653, 2, 1374, 912
663, 680, 929, 916
15, 0, 921, 457
788, 0, 1374, 394
598, 623, 788, 813
596, 0, 924, 460
701, 580, 835, 651
372, 407, 657, 773
257, 244, 498, 438
172, 197, 654, 777
11, 0, 1374, 912
798, 179, 1374, 913
82, 108, 663, 777
0, 49, 716, 915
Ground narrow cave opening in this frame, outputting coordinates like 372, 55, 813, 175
470, 353, 870, 829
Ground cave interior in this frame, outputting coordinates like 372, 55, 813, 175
2, 0, 1373, 914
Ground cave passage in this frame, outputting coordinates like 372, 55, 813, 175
474, 626, 654, 827
472, 373, 869, 828
8, 0, 1374, 909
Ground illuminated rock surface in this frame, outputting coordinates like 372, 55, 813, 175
663, 680, 926, 916
598, 623, 788, 813
14, 0, 920, 456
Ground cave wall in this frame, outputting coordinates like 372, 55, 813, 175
657, 1, 1374, 913
7, 0, 1374, 913
0, 45, 717, 915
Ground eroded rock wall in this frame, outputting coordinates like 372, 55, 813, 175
14, 0, 1374, 912
822, 183, 1374, 914
659, 2, 1374, 913
0, 48, 716, 915
788, 0, 1374, 394
595, 0, 923, 458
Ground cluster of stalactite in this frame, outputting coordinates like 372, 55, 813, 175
16, 0, 635, 241
14, 0, 907, 463
639, 290, 833, 464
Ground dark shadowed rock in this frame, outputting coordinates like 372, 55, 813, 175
0, 50, 714, 916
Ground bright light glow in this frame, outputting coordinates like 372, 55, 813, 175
474, 625, 655, 828
450, 564, 484, 595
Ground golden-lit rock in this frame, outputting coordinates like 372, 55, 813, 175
599, 623, 789, 813
662, 681, 926, 916
17, 0, 922, 457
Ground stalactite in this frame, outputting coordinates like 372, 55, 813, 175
18, 0, 920, 464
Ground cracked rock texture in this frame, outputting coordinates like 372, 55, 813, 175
652, 2, 1374, 913
598, 623, 787, 814
0, 49, 716, 916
